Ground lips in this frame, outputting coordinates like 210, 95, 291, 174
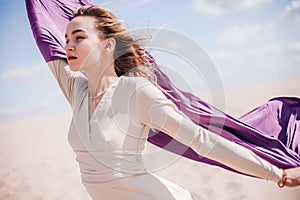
67, 55, 77, 61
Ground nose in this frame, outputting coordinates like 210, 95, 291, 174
65, 43, 75, 52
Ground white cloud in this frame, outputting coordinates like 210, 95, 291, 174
208, 50, 234, 60
0, 62, 52, 86
0, 62, 69, 121
217, 24, 274, 46
193, 0, 225, 16
215, 39, 300, 85
287, 41, 300, 64
0, 92, 69, 121
288, 41, 300, 52
246, 43, 282, 60
193, 0, 272, 16
280, 0, 300, 19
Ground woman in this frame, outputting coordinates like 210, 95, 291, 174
26, 1, 300, 200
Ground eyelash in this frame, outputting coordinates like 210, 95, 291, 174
65, 36, 85, 44
76, 36, 84, 41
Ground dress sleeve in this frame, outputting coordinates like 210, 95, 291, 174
129, 78, 283, 183
47, 59, 87, 106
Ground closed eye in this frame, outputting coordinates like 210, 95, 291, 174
75, 36, 85, 41
65, 29, 86, 44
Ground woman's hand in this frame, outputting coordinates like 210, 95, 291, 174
284, 167, 300, 187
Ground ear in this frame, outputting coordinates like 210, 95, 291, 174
104, 38, 116, 53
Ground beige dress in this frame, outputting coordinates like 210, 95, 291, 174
48, 59, 282, 200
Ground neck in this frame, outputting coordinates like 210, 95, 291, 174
85, 63, 118, 98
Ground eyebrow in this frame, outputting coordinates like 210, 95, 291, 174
65, 29, 85, 38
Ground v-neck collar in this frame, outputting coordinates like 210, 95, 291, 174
88, 77, 121, 122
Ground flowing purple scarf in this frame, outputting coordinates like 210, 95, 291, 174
26, 0, 300, 175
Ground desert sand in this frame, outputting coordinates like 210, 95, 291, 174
0, 78, 300, 200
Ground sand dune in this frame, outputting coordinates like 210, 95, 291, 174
0, 78, 299, 200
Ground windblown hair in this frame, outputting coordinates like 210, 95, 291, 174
73, 5, 157, 83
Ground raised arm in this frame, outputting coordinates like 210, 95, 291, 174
129, 78, 290, 184
47, 60, 87, 105
25, 0, 92, 105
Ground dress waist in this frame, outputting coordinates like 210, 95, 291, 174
74, 149, 148, 183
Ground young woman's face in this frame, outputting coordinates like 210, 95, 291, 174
65, 16, 104, 71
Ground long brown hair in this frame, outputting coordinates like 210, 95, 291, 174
73, 5, 157, 83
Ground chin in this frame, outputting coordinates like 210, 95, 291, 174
69, 63, 80, 71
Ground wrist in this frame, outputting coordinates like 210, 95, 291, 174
277, 169, 287, 188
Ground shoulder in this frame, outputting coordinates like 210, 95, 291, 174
115, 76, 171, 109
118, 76, 151, 88
117, 76, 162, 97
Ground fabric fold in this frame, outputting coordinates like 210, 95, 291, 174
26, 0, 300, 177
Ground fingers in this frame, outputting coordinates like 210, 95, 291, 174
285, 178, 300, 187
283, 167, 300, 188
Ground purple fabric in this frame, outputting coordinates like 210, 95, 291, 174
149, 70, 300, 171
26, 0, 300, 176
26, 0, 92, 62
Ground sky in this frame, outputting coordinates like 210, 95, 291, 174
0, 0, 299, 121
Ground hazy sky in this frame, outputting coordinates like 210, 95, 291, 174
0, 0, 299, 121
